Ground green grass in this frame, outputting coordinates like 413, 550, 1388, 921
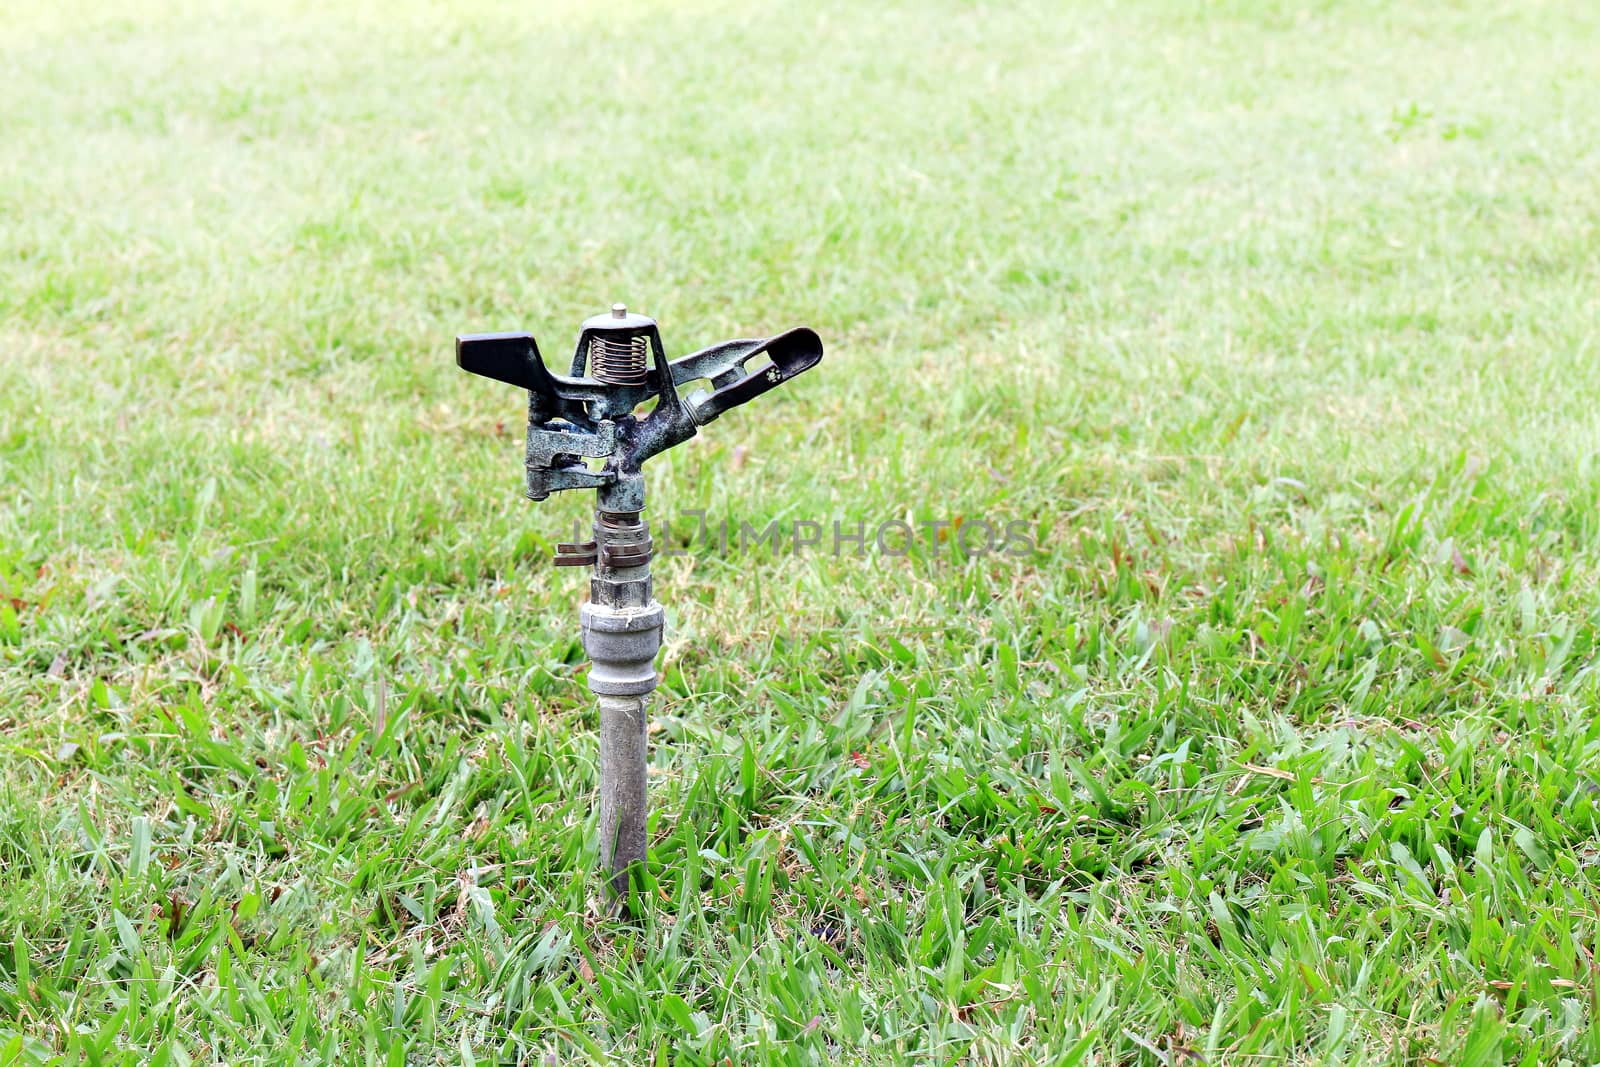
3, 0, 1600, 1062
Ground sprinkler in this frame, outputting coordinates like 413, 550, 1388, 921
456, 304, 823, 908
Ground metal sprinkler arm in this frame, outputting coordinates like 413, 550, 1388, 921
668, 329, 826, 425
455, 304, 823, 910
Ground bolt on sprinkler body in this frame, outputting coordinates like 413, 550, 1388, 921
455, 305, 823, 910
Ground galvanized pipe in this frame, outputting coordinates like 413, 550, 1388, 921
582, 478, 661, 908
594, 691, 650, 901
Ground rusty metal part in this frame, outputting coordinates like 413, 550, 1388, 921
588, 507, 654, 608
554, 540, 598, 567
601, 542, 651, 567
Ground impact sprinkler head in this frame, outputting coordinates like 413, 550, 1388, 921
456, 305, 823, 509
455, 304, 823, 909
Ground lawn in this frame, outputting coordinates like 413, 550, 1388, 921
3, 0, 1600, 1063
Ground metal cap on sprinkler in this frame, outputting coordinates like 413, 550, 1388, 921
456, 304, 823, 909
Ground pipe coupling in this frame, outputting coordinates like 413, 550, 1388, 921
580, 602, 664, 696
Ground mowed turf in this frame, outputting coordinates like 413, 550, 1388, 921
3, 0, 1600, 1063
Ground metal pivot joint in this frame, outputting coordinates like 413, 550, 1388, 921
455, 304, 823, 908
